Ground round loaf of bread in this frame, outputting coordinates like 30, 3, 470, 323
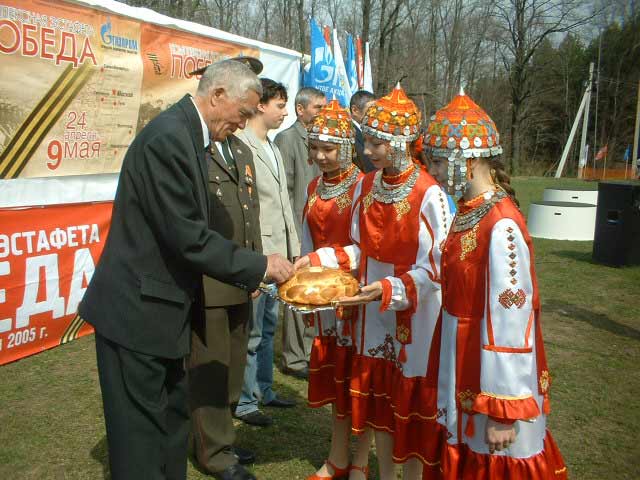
278, 266, 359, 305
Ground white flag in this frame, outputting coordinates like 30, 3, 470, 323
363, 41, 373, 93
332, 28, 353, 106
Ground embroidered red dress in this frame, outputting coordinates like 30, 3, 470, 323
301, 166, 364, 417
428, 191, 567, 479
310, 165, 452, 473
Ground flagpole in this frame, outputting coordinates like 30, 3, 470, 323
356, 35, 364, 89
578, 63, 594, 179
624, 153, 629, 180
632, 77, 640, 178
363, 42, 373, 93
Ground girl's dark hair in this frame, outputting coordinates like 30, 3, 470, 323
488, 156, 519, 207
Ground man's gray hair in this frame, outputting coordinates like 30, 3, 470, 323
295, 87, 325, 108
196, 59, 262, 99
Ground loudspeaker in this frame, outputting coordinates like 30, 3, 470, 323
592, 181, 640, 266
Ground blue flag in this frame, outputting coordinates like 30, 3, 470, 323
345, 34, 358, 95
306, 18, 350, 106
623, 145, 631, 162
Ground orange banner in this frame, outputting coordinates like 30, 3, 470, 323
0, 201, 113, 365
0, 0, 258, 178
137, 22, 256, 133
582, 166, 636, 180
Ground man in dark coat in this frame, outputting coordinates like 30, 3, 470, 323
350, 90, 376, 173
79, 59, 293, 480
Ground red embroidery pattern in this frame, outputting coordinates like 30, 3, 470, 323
457, 390, 477, 413
505, 226, 519, 285
438, 190, 448, 231
498, 288, 526, 309
322, 325, 352, 345
323, 326, 337, 337
367, 334, 401, 369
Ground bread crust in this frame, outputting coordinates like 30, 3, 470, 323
278, 266, 359, 305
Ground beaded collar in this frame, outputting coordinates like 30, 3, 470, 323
452, 189, 506, 232
317, 165, 360, 200
372, 165, 419, 204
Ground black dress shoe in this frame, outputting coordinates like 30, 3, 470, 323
231, 446, 255, 465
263, 396, 296, 408
235, 410, 273, 426
212, 464, 256, 480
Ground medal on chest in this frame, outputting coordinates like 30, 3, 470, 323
244, 165, 254, 197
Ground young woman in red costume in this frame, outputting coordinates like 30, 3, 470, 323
424, 90, 567, 479
297, 85, 452, 480
301, 99, 371, 480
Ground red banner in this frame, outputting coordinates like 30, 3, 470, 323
323, 25, 332, 48
356, 35, 364, 88
0, 201, 113, 365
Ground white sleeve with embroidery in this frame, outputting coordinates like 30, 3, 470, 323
480, 218, 536, 400
314, 179, 363, 271
383, 184, 452, 311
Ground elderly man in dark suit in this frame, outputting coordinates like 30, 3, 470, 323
79, 59, 293, 480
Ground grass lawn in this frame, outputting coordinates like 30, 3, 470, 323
1, 176, 638, 479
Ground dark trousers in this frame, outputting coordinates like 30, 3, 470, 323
94, 332, 189, 480
281, 308, 313, 372
188, 302, 251, 473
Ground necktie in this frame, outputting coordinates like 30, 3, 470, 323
220, 140, 238, 179
205, 144, 213, 168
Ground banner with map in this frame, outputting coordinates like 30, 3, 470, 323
0, 0, 257, 179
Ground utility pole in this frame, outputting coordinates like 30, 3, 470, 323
578, 63, 594, 179
593, 34, 602, 174
633, 77, 640, 178
556, 84, 589, 178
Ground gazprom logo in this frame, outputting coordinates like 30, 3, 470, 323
100, 17, 138, 52
312, 46, 334, 84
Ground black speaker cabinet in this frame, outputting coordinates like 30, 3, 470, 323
592, 181, 640, 266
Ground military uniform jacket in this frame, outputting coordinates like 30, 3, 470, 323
204, 135, 263, 307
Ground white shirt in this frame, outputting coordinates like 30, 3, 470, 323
190, 96, 209, 148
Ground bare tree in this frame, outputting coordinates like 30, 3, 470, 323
296, 0, 306, 52
375, 0, 408, 92
494, 0, 597, 173
362, 0, 373, 42
327, 0, 345, 26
